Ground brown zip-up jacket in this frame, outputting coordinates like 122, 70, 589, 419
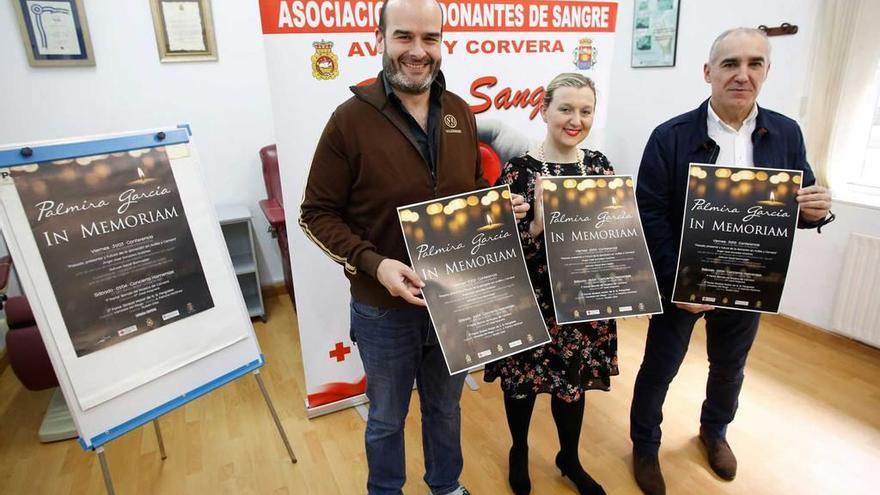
300, 72, 487, 308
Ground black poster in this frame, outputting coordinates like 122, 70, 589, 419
11, 146, 214, 356
542, 175, 662, 323
672, 164, 802, 313
398, 185, 550, 374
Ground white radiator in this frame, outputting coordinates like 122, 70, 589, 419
831, 233, 880, 348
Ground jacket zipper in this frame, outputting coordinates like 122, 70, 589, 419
432, 153, 439, 197
365, 95, 439, 198
431, 124, 439, 197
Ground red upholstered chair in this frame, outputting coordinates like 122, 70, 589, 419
4, 294, 77, 442
5, 296, 57, 391
1, 256, 61, 414
258, 145, 296, 310
479, 142, 502, 186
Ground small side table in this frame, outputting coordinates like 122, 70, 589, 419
216, 204, 266, 322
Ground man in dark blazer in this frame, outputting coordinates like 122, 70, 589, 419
631, 27, 834, 495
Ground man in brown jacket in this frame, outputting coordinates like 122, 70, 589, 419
300, 1, 526, 494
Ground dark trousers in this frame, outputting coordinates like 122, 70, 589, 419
630, 302, 761, 455
350, 300, 466, 495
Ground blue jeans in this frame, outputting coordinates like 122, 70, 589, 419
350, 299, 466, 495
630, 302, 760, 455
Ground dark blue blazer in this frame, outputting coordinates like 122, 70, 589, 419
636, 99, 818, 299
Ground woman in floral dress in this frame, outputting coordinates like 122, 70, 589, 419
484, 73, 618, 495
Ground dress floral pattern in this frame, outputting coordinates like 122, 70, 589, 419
483, 150, 620, 402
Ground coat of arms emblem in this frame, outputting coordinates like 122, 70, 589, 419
573, 38, 598, 70
311, 40, 339, 80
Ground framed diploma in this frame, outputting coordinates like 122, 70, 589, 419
631, 0, 680, 68
672, 164, 803, 313
398, 185, 550, 375
13, 0, 95, 67
541, 175, 662, 324
149, 0, 218, 62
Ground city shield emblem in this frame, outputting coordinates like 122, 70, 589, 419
311, 40, 339, 80
573, 38, 598, 70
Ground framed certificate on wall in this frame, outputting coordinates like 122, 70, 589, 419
149, 0, 218, 62
13, 0, 96, 67
631, 0, 681, 68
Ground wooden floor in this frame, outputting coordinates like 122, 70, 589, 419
1, 294, 878, 494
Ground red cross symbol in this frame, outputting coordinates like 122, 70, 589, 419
329, 342, 351, 362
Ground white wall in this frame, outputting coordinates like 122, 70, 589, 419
785, 201, 880, 331
603, 0, 879, 335
0, 1, 283, 294
603, 0, 819, 175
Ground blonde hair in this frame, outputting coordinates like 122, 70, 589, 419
543, 73, 597, 108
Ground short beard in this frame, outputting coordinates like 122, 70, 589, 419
383, 51, 440, 94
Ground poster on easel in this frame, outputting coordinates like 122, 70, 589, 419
0, 128, 265, 449
9, 146, 214, 357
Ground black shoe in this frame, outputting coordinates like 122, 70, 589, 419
632, 450, 666, 495
699, 427, 737, 481
555, 452, 606, 495
508, 446, 531, 495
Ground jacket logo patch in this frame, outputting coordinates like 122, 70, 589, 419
444, 114, 462, 134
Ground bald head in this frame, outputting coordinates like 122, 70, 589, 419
378, 0, 443, 34
708, 28, 771, 64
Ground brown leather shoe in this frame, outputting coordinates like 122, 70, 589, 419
699, 427, 737, 480
632, 449, 666, 495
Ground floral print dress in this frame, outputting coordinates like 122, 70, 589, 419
483, 150, 620, 402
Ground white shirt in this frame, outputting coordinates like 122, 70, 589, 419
706, 101, 758, 168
